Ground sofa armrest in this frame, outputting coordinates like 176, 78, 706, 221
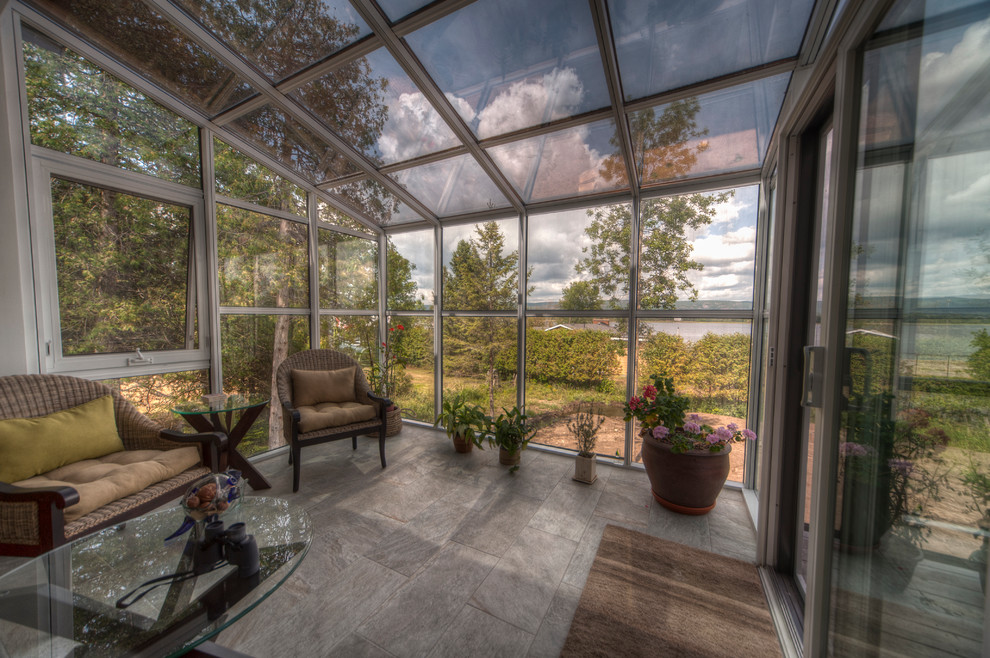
0, 481, 79, 509
0, 481, 79, 556
160, 429, 227, 473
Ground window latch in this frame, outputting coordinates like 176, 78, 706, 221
127, 349, 154, 366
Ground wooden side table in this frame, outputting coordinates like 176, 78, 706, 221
173, 397, 272, 490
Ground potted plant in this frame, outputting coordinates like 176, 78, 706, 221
434, 392, 486, 453
568, 403, 605, 484
367, 321, 408, 436
624, 375, 756, 515
485, 406, 535, 472
874, 407, 949, 588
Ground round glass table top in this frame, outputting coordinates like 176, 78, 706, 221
0, 497, 310, 657
172, 394, 270, 416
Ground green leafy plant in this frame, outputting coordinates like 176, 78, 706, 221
567, 403, 605, 457
485, 406, 536, 471
434, 392, 487, 448
624, 374, 756, 454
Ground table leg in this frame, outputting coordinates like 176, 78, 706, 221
224, 404, 271, 491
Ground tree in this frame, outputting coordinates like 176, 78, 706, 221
560, 280, 602, 311
443, 222, 519, 415
968, 330, 990, 381
386, 239, 426, 311
573, 191, 731, 312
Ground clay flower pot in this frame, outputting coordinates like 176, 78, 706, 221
640, 433, 731, 515
499, 447, 520, 466
453, 433, 473, 453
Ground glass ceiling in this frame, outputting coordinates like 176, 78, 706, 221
23, 0, 817, 228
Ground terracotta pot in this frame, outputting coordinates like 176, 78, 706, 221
499, 447, 520, 466
640, 433, 730, 515
574, 454, 597, 484
453, 433, 473, 453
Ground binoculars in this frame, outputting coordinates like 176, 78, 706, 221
193, 520, 260, 578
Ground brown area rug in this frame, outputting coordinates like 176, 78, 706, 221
561, 525, 782, 658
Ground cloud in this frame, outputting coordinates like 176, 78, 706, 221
377, 92, 458, 163
476, 68, 584, 139
918, 18, 990, 129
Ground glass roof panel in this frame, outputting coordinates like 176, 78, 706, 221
389, 154, 510, 216
877, 0, 985, 31
405, 0, 611, 139
28, 0, 255, 116
294, 47, 459, 165
227, 104, 360, 183
328, 179, 423, 226
22, 26, 201, 188
631, 73, 790, 186
172, 0, 371, 82
318, 199, 371, 233
487, 119, 629, 203
377, 0, 435, 23
609, 0, 814, 101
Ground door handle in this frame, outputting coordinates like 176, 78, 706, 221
802, 346, 825, 408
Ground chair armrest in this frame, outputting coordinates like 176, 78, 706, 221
367, 393, 392, 420
160, 429, 227, 473
0, 481, 79, 509
367, 392, 392, 407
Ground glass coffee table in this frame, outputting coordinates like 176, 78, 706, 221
0, 497, 310, 657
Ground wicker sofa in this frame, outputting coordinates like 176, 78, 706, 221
0, 374, 224, 556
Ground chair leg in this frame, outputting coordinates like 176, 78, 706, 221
379, 426, 387, 469
292, 444, 301, 493
352, 436, 357, 450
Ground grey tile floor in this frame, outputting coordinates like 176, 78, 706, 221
216, 424, 758, 657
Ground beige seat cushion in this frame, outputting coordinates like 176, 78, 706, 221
297, 401, 377, 433
292, 367, 357, 406
13, 447, 201, 522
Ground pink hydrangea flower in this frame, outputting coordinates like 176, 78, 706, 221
714, 427, 733, 442
742, 429, 757, 441
652, 425, 669, 439
689, 413, 701, 422
727, 423, 739, 432
684, 422, 702, 434
706, 433, 720, 444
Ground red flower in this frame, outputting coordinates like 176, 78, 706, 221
397, 324, 404, 330
389, 327, 394, 332
643, 384, 657, 400
629, 396, 641, 410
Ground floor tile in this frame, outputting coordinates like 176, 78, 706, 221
450, 490, 543, 557
471, 527, 577, 634
357, 542, 499, 658
428, 604, 533, 658
218, 555, 406, 656
366, 499, 473, 576
527, 582, 583, 658
527, 477, 605, 542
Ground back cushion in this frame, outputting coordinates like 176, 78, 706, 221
0, 395, 123, 482
292, 367, 357, 407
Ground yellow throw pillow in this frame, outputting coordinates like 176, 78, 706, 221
0, 395, 124, 483
292, 367, 357, 407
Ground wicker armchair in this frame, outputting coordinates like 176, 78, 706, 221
276, 350, 390, 492
0, 374, 224, 556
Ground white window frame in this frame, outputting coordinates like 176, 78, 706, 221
30, 146, 210, 378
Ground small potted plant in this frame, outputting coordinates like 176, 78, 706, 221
485, 406, 535, 472
625, 375, 756, 514
568, 403, 605, 484
434, 392, 486, 453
